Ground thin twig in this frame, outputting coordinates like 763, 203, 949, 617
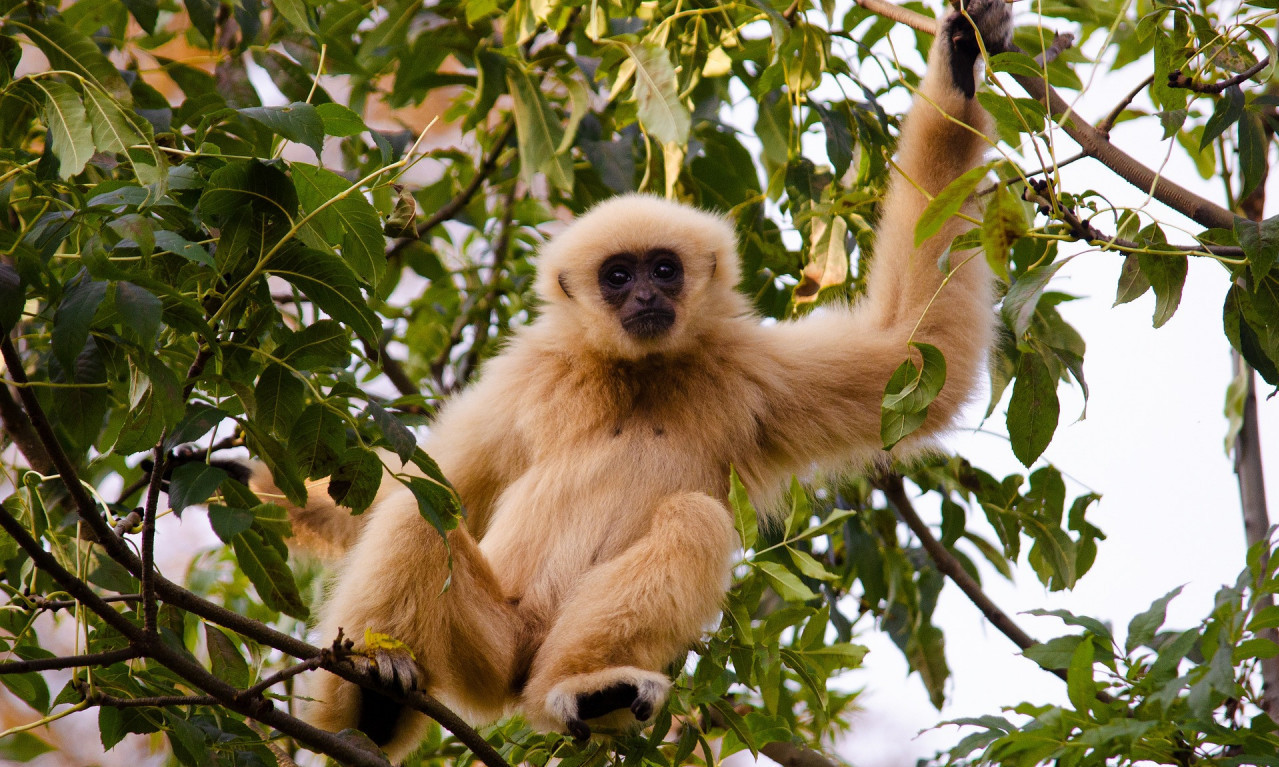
142, 441, 165, 634
23, 593, 142, 612
1169, 56, 1271, 94
90, 692, 219, 708
1098, 75, 1154, 136
0, 647, 140, 674
239, 655, 326, 701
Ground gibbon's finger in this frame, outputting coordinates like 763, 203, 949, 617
565, 717, 591, 742
630, 695, 653, 721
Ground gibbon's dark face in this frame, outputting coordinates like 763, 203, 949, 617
596, 249, 685, 340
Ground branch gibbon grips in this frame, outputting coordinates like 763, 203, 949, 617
244, 0, 1007, 759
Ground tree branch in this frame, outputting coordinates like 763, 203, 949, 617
852, 0, 1237, 231
1169, 56, 1271, 94
0, 501, 393, 767
1023, 179, 1245, 257
0, 378, 54, 474
388, 121, 516, 258
0, 647, 140, 674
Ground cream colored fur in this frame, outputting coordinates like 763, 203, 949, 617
252, 11, 1000, 762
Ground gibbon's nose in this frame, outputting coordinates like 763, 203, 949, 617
634, 288, 658, 305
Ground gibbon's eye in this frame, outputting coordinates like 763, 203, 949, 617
652, 260, 679, 281
605, 266, 632, 288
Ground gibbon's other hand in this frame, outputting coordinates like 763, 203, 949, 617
945, 0, 1014, 98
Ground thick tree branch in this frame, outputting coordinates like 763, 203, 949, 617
0, 379, 54, 474
853, 0, 1237, 230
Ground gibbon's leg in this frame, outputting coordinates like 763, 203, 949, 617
521, 492, 738, 738
306, 487, 520, 761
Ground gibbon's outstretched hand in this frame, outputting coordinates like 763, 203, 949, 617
241, 1, 1005, 760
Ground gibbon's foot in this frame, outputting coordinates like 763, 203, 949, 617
545, 667, 670, 740
347, 646, 425, 746
945, 0, 1014, 98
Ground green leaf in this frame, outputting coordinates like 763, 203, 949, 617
272, 0, 316, 32
465, 49, 508, 133
268, 247, 380, 342
154, 231, 213, 267
0, 672, 50, 715
1126, 585, 1183, 653
239, 102, 324, 157
627, 43, 690, 146
256, 363, 305, 439
289, 404, 347, 479
0, 732, 54, 761
811, 102, 852, 178
52, 276, 107, 372
1238, 112, 1266, 197
35, 80, 94, 179
1137, 251, 1187, 328
400, 475, 463, 535
231, 527, 309, 620
914, 164, 990, 246
168, 462, 227, 516
1200, 85, 1244, 150
981, 185, 1027, 282
729, 467, 757, 551
82, 84, 144, 155
506, 63, 573, 192
368, 402, 416, 463
1002, 258, 1070, 340
787, 548, 836, 581
709, 700, 757, 758
316, 102, 366, 137
1235, 214, 1279, 278
1113, 253, 1150, 306
205, 626, 250, 688
21, 18, 131, 102
1007, 351, 1059, 467
1066, 637, 1096, 713
754, 561, 817, 601
880, 342, 946, 449
291, 163, 385, 285
274, 320, 352, 369
115, 282, 163, 347
1023, 634, 1084, 670
328, 446, 384, 513
208, 504, 254, 540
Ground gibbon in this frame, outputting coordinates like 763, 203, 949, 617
246, 0, 1008, 759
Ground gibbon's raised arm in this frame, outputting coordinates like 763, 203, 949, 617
743, 0, 1005, 484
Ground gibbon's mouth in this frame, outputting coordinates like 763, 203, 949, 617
623, 309, 676, 339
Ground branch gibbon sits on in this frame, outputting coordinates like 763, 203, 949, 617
247, 0, 1008, 759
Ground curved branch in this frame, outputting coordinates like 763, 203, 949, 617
877, 473, 1117, 704
852, 0, 1237, 231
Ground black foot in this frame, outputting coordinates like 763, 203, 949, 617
358, 688, 404, 747
576, 682, 640, 721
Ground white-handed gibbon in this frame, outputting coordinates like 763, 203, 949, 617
248, 0, 1008, 759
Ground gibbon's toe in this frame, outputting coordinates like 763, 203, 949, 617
953, 0, 1012, 52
